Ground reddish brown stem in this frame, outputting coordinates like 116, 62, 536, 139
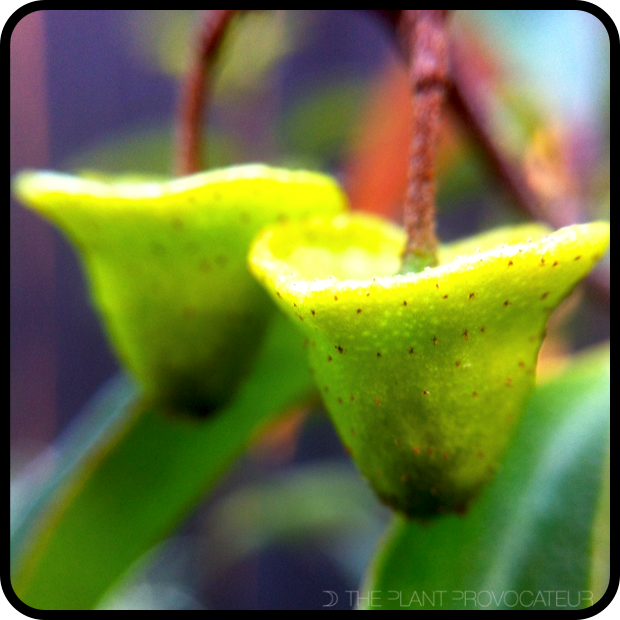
399, 10, 449, 271
447, 38, 609, 306
175, 10, 239, 176
448, 40, 568, 228
372, 11, 608, 305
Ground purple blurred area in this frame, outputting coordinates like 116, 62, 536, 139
11, 10, 175, 455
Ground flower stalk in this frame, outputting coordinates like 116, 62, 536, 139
399, 10, 449, 273
176, 9, 240, 175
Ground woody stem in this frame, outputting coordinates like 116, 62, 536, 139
400, 10, 449, 272
175, 9, 239, 176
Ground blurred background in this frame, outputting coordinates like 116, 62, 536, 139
10, 10, 610, 609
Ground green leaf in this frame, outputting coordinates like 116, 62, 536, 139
10, 374, 138, 568
359, 345, 610, 610
11, 314, 315, 610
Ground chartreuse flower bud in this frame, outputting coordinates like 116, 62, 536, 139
14, 165, 347, 413
250, 214, 610, 517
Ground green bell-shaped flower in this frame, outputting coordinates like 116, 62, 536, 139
14, 165, 347, 413
250, 213, 610, 517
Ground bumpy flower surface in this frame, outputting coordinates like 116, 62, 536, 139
250, 213, 610, 516
14, 165, 347, 413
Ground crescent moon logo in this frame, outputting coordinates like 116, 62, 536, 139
323, 590, 339, 607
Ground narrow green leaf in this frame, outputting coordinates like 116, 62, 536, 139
360, 346, 610, 610
11, 314, 315, 610
11, 374, 138, 568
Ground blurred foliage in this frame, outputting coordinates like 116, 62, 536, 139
123, 10, 303, 99
11, 315, 316, 609
279, 80, 370, 167
95, 460, 389, 610
64, 127, 242, 177
202, 462, 389, 581
11, 375, 137, 568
